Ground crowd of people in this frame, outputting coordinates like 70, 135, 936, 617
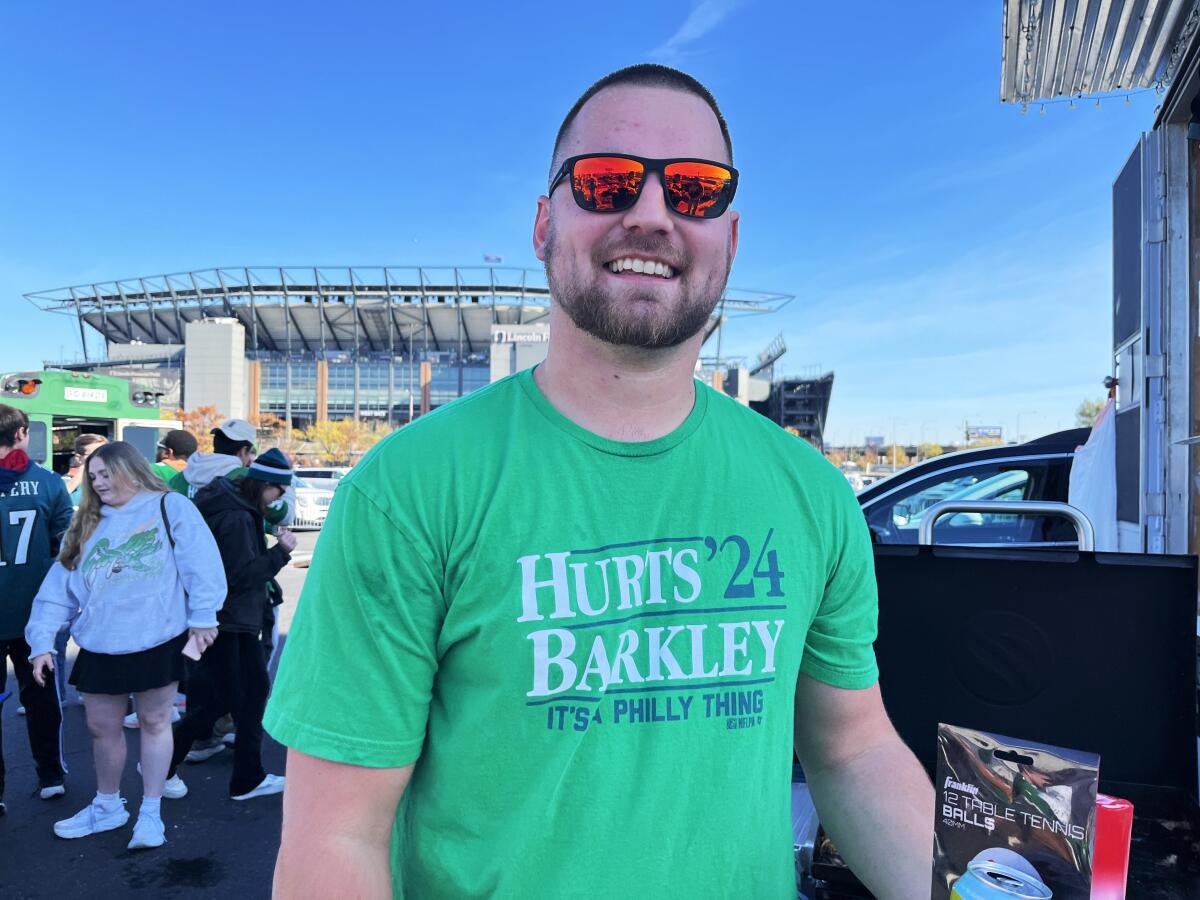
0, 407, 296, 851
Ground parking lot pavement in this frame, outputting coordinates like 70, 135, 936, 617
1, 530, 321, 899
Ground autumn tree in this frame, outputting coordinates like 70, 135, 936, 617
299, 419, 388, 465
917, 443, 945, 460
177, 406, 223, 453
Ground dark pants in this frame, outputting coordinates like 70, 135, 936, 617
0, 637, 65, 797
169, 630, 268, 796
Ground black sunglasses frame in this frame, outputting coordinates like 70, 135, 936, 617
548, 153, 739, 219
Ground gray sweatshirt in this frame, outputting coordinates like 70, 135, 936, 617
26, 490, 227, 657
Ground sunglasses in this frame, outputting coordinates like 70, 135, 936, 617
549, 153, 738, 219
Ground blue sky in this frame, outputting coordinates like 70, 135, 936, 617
0, 1, 1158, 445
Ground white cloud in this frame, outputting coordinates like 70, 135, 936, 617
648, 0, 745, 65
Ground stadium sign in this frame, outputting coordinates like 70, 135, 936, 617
492, 328, 550, 344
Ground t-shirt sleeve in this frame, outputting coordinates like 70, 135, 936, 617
264, 480, 445, 768
798, 476, 879, 690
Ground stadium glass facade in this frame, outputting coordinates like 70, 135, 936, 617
257, 351, 491, 424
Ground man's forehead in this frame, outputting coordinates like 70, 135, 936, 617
560, 85, 728, 162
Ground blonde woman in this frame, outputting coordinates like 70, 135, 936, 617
26, 442, 226, 850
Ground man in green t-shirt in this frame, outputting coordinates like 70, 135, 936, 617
152, 429, 198, 485
266, 64, 934, 899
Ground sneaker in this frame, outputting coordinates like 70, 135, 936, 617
135, 763, 188, 799
17, 705, 25, 716
127, 814, 165, 850
185, 738, 226, 764
39, 779, 66, 800
0, 798, 6, 816
232, 774, 285, 801
221, 732, 236, 746
54, 799, 129, 839
163, 774, 187, 800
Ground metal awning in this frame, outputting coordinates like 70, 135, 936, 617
1000, 0, 1200, 105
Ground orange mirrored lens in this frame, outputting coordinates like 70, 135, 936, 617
572, 156, 645, 211
664, 161, 733, 218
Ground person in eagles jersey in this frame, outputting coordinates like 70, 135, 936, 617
264, 63, 934, 899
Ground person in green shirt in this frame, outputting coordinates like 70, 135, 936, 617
151, 429, 197, 486
265, 64, 934, 899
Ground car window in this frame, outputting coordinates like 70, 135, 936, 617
866, 462, 1048, 545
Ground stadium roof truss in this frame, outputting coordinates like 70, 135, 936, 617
26, 266, 793, 361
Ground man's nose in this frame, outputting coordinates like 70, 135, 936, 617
620, 173, 675, 234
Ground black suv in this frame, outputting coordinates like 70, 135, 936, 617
856, 428, 1089, 547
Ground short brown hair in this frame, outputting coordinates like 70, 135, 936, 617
550, 63, 733, 183
0, 404, 29, 448
74, 433, 107, 456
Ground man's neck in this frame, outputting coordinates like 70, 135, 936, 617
0, 446, 11, 461
534, 308, 702, 442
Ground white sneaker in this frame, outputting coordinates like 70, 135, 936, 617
163, 774, 187, 800
54, 799, 129, 839
221, 732, 236, 746
17, 705, 25, 716
185, 740, 226, 764
232, 774, 285, 801
135, 763, 188, 800
127, 814, 165, 850
39, 782, 66, 800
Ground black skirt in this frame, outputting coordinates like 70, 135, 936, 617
69, 632, 189, 695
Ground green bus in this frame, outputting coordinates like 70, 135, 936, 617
1, 370, 181, 472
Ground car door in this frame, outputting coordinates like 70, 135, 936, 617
862, 454, 1076, 547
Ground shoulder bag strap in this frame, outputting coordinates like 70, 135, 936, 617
160, 492, 176, 548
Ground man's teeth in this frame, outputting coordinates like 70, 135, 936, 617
607, 258, 674, 278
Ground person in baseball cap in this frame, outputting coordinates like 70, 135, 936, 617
213, 419, 257, 448
153, 430, 199, 483
166, 419, 258, 501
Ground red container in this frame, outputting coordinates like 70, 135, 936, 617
1091, 793, 1134, 899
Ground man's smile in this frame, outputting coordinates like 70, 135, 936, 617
603, 255, 676, 279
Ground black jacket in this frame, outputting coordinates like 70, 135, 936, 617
194, 478, 291, 634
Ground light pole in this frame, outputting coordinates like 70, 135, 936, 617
890, 416, 898, 472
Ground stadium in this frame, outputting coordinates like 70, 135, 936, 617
25, 265, 833, 446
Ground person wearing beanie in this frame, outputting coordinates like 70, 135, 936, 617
167, 419, 294, 530
152, 430, 198, 484
167, 449, 297, 801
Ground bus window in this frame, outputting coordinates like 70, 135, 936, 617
27, 420, 49, 464
122, 425, 162, 463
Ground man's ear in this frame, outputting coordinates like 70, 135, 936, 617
533, 195, 551, 262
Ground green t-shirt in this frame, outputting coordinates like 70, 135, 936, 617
264, 368, 878, 899
152, 461, 180, 484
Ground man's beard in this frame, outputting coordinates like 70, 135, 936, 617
544, 230, 731, 350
